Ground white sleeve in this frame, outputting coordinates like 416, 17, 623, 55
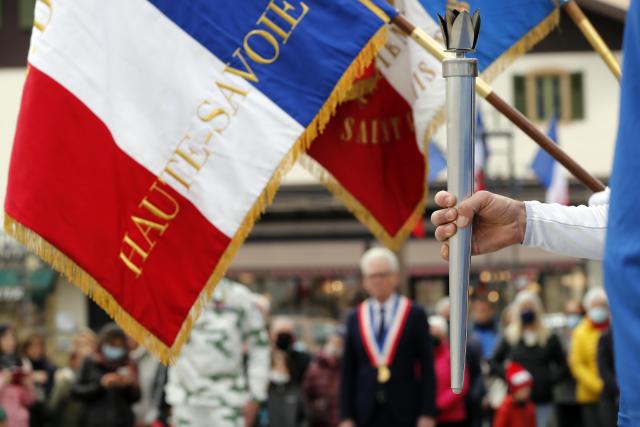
522, 201, 608, 260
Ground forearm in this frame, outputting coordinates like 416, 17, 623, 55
523, 201, 607, 260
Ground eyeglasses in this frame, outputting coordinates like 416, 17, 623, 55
364, 271, 393, 280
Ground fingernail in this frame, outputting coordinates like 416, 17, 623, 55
447, 209, 456, 221
457, 215, 469, 227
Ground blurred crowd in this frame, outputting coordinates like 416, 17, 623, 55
429, 287, 616, 427
0, 272, 617, 427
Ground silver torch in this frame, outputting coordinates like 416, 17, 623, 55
437, 9, 481, 394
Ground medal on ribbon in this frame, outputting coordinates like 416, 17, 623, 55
358, 295, 411, 384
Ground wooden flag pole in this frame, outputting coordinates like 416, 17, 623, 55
563, 1, 621, 81
391, 14, 606, 193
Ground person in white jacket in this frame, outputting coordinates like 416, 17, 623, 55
165, 278, 270, 427
430, 189, 609, 261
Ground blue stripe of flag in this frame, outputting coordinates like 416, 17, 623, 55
148, 0, 395, 127
418, 0, 556, 73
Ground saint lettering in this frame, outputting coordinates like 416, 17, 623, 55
341, 117, 355, 141
371, 119, 379, 144
356, 121, 368, 144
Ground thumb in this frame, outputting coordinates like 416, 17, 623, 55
456, 191, 492, 228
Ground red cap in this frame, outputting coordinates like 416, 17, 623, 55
506, 362, 533, 393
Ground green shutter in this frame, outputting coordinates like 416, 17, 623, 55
18, 0, 36, 31
571, 72, 584, 120
513, 75, 526, 115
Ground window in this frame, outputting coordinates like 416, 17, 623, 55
513, 70, 584, 122
18, 0, 36, 31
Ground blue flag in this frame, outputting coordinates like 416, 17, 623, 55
530, 114, 568, 204
419, 0, 558, 79
531, 114, 558, 188
429, 141, 447, 180
604, 1, 640, 425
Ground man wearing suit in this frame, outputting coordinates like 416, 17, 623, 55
339, 247, 436, 427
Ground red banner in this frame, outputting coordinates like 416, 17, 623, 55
304, 76, 427, 250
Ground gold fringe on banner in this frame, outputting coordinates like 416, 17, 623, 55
4, 215, 179, 363
480, 8, 560, 83
299, 154, 429, 252
4, 24, 389, 364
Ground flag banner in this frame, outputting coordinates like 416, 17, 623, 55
302, 0, 558, 249
531, 114, 569, 204
419, 0, 559, 81
302, 76, 425, 250
3, 0, 395, 362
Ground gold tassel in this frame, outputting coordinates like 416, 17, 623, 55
298, 26, 388, 150
4, 25, 389, 364
480, 9, 560, 83
4, 215, 177, 364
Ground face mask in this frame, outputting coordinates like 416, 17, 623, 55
588, 307, 609, 324
474, 320, 494, 330
102, 345, 126, 361
566, 314, 582, 329
520, 310, 536, 325
275, 332, 293, 351
523, 331, 538, 346
269, 370, 290, 385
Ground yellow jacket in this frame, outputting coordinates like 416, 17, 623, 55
569, 319, 604, 403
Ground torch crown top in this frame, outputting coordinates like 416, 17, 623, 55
438, 9, 481, 53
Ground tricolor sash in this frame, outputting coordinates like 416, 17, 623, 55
358, 295, 411, 375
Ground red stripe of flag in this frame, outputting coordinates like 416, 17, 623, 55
5, 67, 231, 346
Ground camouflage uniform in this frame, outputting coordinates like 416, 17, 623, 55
166, 279, 270, 427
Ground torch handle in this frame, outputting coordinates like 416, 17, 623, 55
444, 60, 476, 394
